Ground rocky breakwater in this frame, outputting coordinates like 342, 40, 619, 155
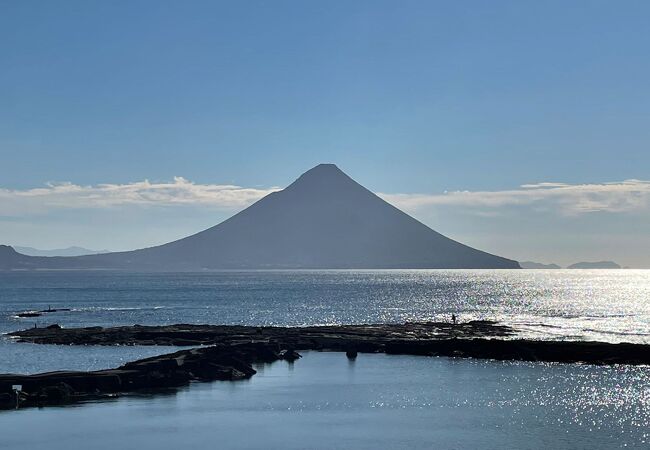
8, 320, 512, 347
8, 321, 650, 365
4, 320, 650, 411
0, 341, 300, 410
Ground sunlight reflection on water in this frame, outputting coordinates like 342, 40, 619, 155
1, 353, 648, 449
3, 269, 648, 346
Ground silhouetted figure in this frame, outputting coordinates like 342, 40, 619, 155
451, 314, 457, 325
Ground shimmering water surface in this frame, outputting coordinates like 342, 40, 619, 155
1, 270, 649, 448
2, 270, 650, 344
2, 352, 649, 449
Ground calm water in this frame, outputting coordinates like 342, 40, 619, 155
2, 270, 650, 343
1, 270, 649, 448
2, 352, 649, 449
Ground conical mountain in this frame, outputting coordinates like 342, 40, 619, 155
1, 164, 519, 270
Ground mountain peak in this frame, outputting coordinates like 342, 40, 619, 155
0, 165, 520, 270
297, 163, 346, 180
285, 164, 360, 194
311, 163, 341, 171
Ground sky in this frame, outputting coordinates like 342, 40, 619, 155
1, 0, 649, 267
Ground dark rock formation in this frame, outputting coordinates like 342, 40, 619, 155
345, 349, 358, 359
278, 349, 302, 362
0, 342, 288, 410
382, 339, 650, 365
15, 307, 71, 318
16, 312, 41, 318
8, 321, 650, 366
5, 321, 649, 411
8, 320, 513, 347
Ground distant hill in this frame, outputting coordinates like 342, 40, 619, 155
14, 246, 109, 257
519, 261, 562, 269
567, 261, 621, 269
0, 164, 520, 270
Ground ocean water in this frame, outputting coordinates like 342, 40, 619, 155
1, 270, 649, 448
2, 270, 650, 346
1, 352, 649, 449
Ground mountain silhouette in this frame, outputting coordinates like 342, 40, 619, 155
1, 164, 519, 270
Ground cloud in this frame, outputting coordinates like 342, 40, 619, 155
0, 177, 280, 216
378, 179, 650, 216
1, 177, 649, 218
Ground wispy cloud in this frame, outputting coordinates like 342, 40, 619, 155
0, 177, 280, 215
378, 179, 650, 215
1, 177, 649, 218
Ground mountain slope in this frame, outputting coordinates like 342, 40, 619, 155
1, 164, 519, 270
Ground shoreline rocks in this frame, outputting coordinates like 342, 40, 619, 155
3, 320, 650, 411
7, 320, 513, 346
15, 307, 72, 318
0, 341, 298, 410
16, 312, 41, 318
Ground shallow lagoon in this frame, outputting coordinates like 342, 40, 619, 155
2, 352, 648, 449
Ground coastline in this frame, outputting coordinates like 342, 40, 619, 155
2, 321, 650, 411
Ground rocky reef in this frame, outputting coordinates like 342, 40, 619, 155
0, 341, 299, 410
3, 321, 649, 411
8, 320, 512, 346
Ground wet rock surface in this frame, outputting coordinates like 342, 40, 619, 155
8, 320, 512, 346
16, 312, 41, 318
3, 321, 649, 411
0, 341, 297, 410
15, 307, 71, 318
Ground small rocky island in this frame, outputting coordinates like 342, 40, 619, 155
2, 321, 649, 411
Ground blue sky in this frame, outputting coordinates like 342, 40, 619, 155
1, 1, 649, 266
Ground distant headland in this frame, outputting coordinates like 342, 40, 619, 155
567, 261, 621, 269
520, 260, 622, 269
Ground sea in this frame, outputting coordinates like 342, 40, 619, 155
1, 269, 649, 449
